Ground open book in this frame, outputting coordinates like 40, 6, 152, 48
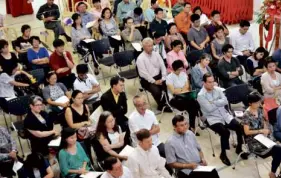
193, 166, 215, 172
83, 39, 95, 43
119, 145, 134, 157
111, 35, 121, 41
132, 42, 142, 52
254, 134, 276, 148
80, 172, 103, 178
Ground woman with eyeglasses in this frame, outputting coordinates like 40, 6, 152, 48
24, 95, 59, 156
94, 111, 127, 162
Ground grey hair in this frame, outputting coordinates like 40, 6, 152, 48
29, 95, 43, 105
142, 37, 153, 46
132, 95, 146, 106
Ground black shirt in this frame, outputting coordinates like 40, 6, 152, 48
15, 36, 31, 50
218, 57, 243, 80
0, 52, 18, 74
36, 3, 60, 20
24, 111, 54, 155
150, 19, 168, 37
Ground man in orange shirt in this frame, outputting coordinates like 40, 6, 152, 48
174, 2, 191, 41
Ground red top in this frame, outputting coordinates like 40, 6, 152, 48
49, 51, 73, 78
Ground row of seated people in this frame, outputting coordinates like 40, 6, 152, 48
2, 75, 281, 178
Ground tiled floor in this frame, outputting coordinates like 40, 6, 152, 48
1, 0, 279, 178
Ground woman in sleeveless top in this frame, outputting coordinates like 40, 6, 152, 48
95, 111, 127, 162
64, 90, 93, 164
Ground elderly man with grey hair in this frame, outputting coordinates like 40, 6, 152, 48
136, 37, 170, 113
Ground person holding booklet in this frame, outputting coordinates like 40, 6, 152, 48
165, 115, 220, 178
127, 129, 172, 178
95, 111, 127, 162
242, 92, 281, 178
42, 72, 71, 113
166, 60, 200, 134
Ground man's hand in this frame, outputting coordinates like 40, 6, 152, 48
62, 51, 67, 58
154, 80, 163, 85
131, 24, 135, 31
216, 21, 222, 26
189, 163, 198, 170
201, 159, 207, 166
199, 43, 205, 49
9, 151, 17, 160
53, 130, 60, 137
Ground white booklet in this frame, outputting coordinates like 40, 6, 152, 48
55, 96, 69, 110
132, 42, 142, 52
111, 35, 121, 41
83, 39, 95, 43
254, 134, 276, 148
193, 166, 215, 172
80, 172, 103, 178
119, 145, 134, 157
13, 161, 23, 173
48, 136, 61, 147
234, 111, 244, 117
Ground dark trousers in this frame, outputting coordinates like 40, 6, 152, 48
108, 36, 122, 53
170, 97, 199, 129
157, 143, 173, 175
44, 21, 66, 40
58, 73, 76, 90
270, 145, 281, 173
237, 55, 249, 68
0, 160, 15, 178
222, 77, 244, 89
209, 119, 243, 153
136, 26, 147, 38
177, 169, 220, 178
79, 41, 99, 68
140, 74, 167, 110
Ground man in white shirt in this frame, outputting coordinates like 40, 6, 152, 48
136, 37, 170, 112
73, 64, 101, 110
230, 20, 254, 65
101, 157, 133, 178
153, 32, 167, 64
127, 129, 172, 178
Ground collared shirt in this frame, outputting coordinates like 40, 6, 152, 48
197, 86, 233, 125
121, 28, 143, 50
153, 41, 167, 59
230, 30, 255, 56
144, 8, 155, 23
136, 51, 167, 83
111, 89, 120, 103
0, 126, 17, 162
129, 109, 160, 146
206, 22, 228, 40
165, 130, 201, 175
73, 74, 100, 100
174, 11, 191, 34
187, 26, 208, 46
78, 12, 94, 27
150, 19, 168, 37
217, 57, 243, 81
127, 145, 172, 178
116, 1, 137, 22
166, 71, 187, 100
36, 3, 60, 21
166, 50, 188, 73
101, 166, 133, 178
49, 51, 74, 78
0, 73, 16, 98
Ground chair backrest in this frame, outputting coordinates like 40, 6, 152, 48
113, 50, 134, 67
12, 120, 29, 139
7, 95, 31, 116
186, 50, 204, 67
90, 38, 111, 54
268, 107, 278, 126
29, 68, 45, 85
224, 84, 249, 104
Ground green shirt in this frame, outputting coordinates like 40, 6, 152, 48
59, 142, 90, 178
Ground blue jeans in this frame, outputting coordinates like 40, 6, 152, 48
274, 131, 281, 142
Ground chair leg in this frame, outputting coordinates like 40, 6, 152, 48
27, 140, 31, 150
101, 67, 106, 85
145, 91, 151, 109
3, 112, 9, 132
254, 157, 261, 178
159, 106, 167, 123
17, 136, 25, 158
232, 151, 245, 169
207, 129, 215, 157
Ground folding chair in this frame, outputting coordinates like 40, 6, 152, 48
186, 50, 204, 67
29, 68, 45, 85
90, 38, 115, 84
6, 95, 31, 121
11, 120, 31, 157
113, 50, 138, 81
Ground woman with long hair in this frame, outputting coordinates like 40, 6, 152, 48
59, 127, 91, 178
95, 111, 127, 162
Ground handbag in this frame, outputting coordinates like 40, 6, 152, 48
77, 125, 96, 140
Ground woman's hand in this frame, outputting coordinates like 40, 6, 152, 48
78, 167, 88, 175
60, 102, 69, 108
120, 156, 128, 160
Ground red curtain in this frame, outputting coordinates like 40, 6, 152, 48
171, 0, 253, 24
6, 0, 33, 17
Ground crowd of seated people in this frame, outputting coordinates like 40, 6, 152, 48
3, 0, 281, 178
